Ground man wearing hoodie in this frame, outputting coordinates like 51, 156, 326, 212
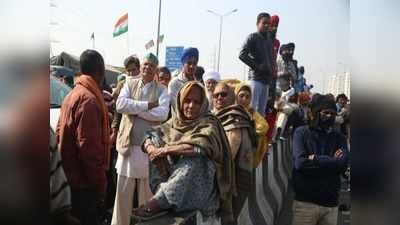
292, 94, 349, 225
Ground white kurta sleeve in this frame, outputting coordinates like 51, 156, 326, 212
116, 81, 148, 115
138, 88, 170, 122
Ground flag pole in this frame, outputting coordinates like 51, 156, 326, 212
92, 33, 95, 49
126, 14, 130, 56
126, 31, 130, 55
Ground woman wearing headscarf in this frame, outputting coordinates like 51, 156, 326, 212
213, 82, 257, 224
234, 83, 269, 168
132, 81, 234, 224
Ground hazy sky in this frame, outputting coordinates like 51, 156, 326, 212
350, 0, 400, 94
50, 0, 352, 93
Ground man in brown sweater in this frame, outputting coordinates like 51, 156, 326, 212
56, 49, 110, 225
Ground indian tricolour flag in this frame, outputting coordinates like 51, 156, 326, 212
113, 13, 128, 37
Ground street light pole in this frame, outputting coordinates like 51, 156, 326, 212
217, 16, 223, 72
207, 9, 237, 72
156, 0, 162, 58
338, 62, 346, 74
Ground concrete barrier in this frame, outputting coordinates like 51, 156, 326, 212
240, 138, 293, 225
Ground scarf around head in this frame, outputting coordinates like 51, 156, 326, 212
76, 75, 110, 169
234, 83, 269, 167
234, 82, 252, 111
310, 93, 336, 114
215, 103, 257, 148
152, 81, 234, 203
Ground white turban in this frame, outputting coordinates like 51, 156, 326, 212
203, 70, 221, 82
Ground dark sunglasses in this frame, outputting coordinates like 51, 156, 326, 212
213, 92, 228, 98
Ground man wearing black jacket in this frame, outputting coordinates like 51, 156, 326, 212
239, 12, 273, 116
292, 94, 349, 225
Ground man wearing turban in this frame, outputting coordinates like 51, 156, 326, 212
112, 53, 170, 225
266, 14, 281, 113
203, 70, 221, 111
168, 47, 199, 110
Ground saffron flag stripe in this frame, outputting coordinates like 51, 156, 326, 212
115, 13, 128, 27
113, 13, 128, 37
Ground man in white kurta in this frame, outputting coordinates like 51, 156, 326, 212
112, 53, 170, 225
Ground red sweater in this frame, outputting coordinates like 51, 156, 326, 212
265, 111, 277, 141
272, 38, 280, 78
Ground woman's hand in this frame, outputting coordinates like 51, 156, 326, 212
143, 139, 156, 154
149, 147, 168, 161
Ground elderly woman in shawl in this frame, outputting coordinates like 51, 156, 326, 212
212, 82, 257, 223
132, 81, 234, 223
234, 83, 269, 168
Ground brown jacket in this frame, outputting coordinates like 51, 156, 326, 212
56, 84, 107, 195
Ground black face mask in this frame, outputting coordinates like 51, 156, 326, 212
310, 112, 335, 131
282, 53, 290, 61
318, 113, 335, 130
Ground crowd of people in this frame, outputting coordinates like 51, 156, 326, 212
50, 11, 350, 225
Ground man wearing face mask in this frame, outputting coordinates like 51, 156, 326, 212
286, 42, 298, 81
291, 94, 349, 225
277, 43, 297, 92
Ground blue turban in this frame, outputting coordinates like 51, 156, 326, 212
181, 47, 199, 64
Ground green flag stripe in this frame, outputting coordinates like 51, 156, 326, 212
113, 25, 128, 37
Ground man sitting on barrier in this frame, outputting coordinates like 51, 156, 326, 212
272, 76, 298, 141
292, 93, 349, 225
213, 82, 257, 225
133, 81, 234, 223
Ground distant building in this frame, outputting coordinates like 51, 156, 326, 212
327, 72, 350, 98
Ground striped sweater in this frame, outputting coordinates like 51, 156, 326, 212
50, 128, 72, 216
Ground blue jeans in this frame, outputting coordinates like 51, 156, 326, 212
248, 80, 269, 116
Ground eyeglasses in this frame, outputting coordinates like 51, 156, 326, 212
213, 92, 228, 99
